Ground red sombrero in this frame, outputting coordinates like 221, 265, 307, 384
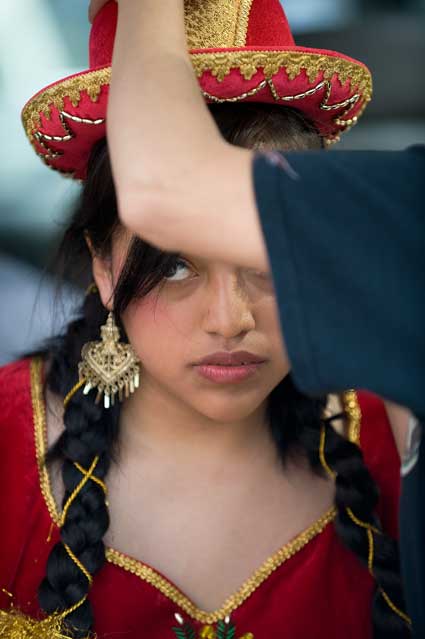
22, 0, 372, 180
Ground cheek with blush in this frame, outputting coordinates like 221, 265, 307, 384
121, 291, 198, 380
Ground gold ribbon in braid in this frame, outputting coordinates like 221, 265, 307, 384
54, 372, 109, 625
58, 454, 108, 617
319, 422, 412, 627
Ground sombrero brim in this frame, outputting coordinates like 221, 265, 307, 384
22, 45, 372, 180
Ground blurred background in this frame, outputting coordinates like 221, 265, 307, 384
0, 0, 424, 364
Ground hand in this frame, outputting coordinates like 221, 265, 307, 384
89, 0, 111, 23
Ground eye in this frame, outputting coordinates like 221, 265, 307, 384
246, 269, 271, 281
163, 258, 195, 282
244, 268, 273, 291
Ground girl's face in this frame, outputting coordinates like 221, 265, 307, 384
95, 231, 290, 423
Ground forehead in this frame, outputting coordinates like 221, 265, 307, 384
113, 227, 241, 273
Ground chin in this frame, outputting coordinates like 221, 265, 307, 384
191, 395, 268, 424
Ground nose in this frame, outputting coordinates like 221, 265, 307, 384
201, 271, 256, 339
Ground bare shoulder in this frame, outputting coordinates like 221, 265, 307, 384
45, 386, 66, 506
325, 394, 348, 437
383, 400, 412, 459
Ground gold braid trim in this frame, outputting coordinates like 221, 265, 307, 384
22, 68, 111, 136
184, 0, 254, 49
74, 462, 108, 496
346, 506, 381, 535
190, 50, 372, 88
342, 389, 362, 444
367, 527, 374, 574
63, 543, 93, 586
367, 531, 412, 627
106, 507, 337, 625
379, 589, 412, 627
234, 0, 255, 46
60, 456, 100, 526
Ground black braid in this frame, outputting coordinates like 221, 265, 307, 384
326, 422, 410, 637
39, 293, 121, 637
268, 377, 410, 638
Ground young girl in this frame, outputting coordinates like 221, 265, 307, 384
1, 1, 410, 638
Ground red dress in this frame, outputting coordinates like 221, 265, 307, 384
0, 358, 401, 639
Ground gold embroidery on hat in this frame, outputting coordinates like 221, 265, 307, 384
234, 0, 255, 47
203, 77, 362, 136
184, 0, 254, 49
34, 137, 62, 161
22, 51, 371, 138
190, 50, 372, 90
32, 109, 105, 172
22, 67, 111, 135
22, 50, 371, 177
202, 80, 268, 103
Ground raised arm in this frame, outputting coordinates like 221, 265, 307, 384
106, 0, 268, 271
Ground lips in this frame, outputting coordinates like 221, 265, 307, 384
194, 351, 266, 366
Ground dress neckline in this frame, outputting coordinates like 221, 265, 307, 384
30, 357, 361, 624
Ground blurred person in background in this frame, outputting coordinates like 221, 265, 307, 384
0, 1, 419, 639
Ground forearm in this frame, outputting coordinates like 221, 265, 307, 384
108, 0, 223, 217
107, 1, 269, 271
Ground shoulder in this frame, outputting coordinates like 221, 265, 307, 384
0, 357, 34, 423
357, 390, 400, 465
0, 356, 32, 387
356, 390, 401, 537
0, 357, 44, 458
0, 357, 48, 597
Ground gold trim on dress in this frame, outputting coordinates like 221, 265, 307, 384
31, 358, 59, 523
30, 357, 361, 624
106, 508, 336, 624
343, 389, 362, 445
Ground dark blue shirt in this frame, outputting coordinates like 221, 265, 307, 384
253, 146, 425, 636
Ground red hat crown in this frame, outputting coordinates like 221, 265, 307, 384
90, 0, 295, 69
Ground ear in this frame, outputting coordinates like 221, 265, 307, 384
85, 234, 114, 310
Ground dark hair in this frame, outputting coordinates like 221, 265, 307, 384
39, 103, 409, 638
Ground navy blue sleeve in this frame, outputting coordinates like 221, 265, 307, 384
253, 146, 425, 417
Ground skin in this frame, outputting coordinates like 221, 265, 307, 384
44, 226, 340, 611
